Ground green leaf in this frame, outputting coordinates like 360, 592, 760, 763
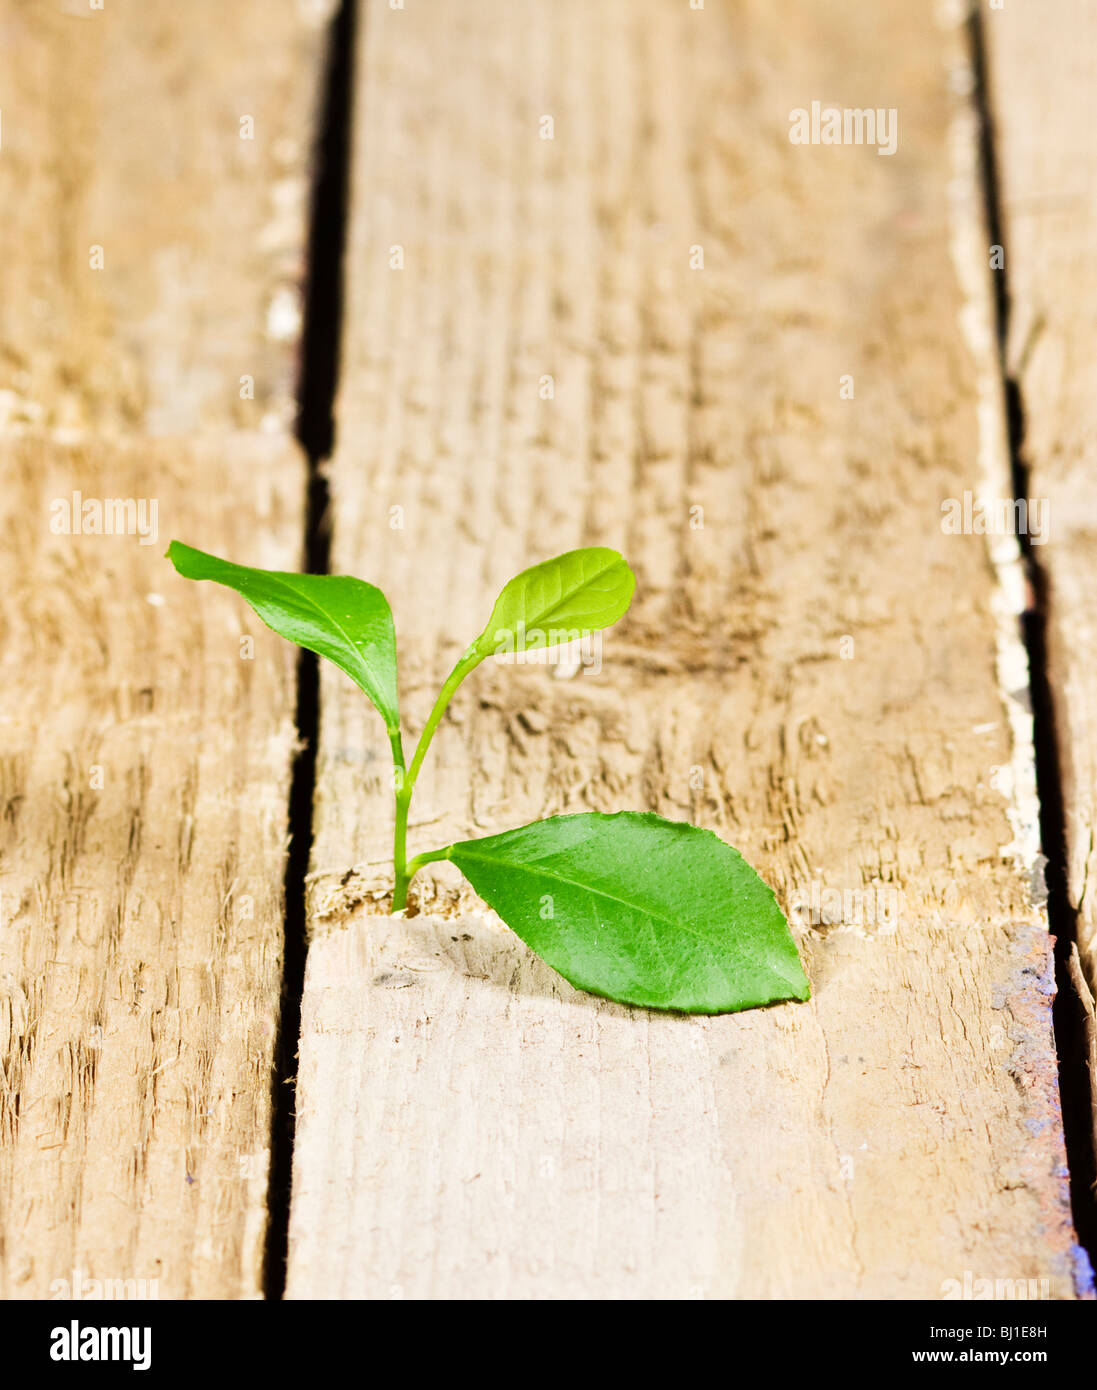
443, 811, 809, 1014
166, 540, 400, 730
471, 546, 635, 662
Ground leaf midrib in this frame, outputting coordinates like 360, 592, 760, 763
506, 554, 624, 633
449, 842, 751, 953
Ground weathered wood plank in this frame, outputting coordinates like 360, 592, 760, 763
0, 437, 303, 1299
0, 0, 331, 437
286, 0, 1086, 1297
0, 0, 327, 1298
984, 2, 1097, 1001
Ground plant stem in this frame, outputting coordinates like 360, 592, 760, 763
388, 727, 410, 910
392, 786, 412, 910
391, 646, 481, 911
405, 845, 452, 879
406, 648, 479, 789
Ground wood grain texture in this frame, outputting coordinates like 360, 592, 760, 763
985, 2, 1097, 999
0, 0, 332, 436
286, 0, 1087, 1297
0, 438, 303, 1300
0, 0, 325, 1298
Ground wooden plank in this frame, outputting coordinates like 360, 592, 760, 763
0, 0, 327, 1298
0, 437, 302, 1299
0, 0, 330, 436
286, 0, 1086, 1297
984, 2, 1097, 1000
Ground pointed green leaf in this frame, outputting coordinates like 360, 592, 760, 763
167, 541, 400, 730
471, 547, 635, 662
443, 811, 809, 1013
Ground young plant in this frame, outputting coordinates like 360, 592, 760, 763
167, 541, 810, 1015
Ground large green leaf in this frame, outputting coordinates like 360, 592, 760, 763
471, 547, 635, 662
443, 811, 809, 1013
167, 541, 400, 730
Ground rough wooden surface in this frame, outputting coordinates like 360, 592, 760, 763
0, 0, 324, 1298
0, 438, 303, 1300
985, 2, 1097, 1001
0, 0, 330, 437
286, 0, 1086, 1298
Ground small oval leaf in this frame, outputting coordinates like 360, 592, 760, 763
472, 547, 635, 662
167, 541, 400, 730
444, 811, 809, 1013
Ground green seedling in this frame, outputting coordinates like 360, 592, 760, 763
167, 541, 809, 1014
